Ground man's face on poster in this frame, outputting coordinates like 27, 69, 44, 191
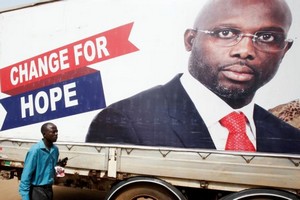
185, 0, 293, 102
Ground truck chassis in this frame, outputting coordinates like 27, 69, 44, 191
1, 138, 300, 199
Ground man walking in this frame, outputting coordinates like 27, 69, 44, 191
19, 122, 59, 200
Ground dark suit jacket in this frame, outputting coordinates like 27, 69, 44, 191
86, 74, 300, 154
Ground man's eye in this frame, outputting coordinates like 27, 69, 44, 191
256, 32, 285, 43
257, 33, 275, 43
215, 29, 237, 39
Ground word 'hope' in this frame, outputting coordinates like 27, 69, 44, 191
20, 82, 78, 118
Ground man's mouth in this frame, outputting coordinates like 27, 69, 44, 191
221, 64, 255, 82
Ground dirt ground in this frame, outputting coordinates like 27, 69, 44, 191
0, 178, 106, 200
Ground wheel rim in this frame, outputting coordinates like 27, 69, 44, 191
220, 189, 299, 200
105, 177, 187, 200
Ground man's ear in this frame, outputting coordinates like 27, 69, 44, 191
184, 29, 197, 51
286, 40, 293, 51
281, 40, 293, 61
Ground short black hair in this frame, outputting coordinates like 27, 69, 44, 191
41, 122, 55, 135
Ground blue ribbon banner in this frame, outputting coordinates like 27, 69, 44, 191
0, 72, 106, 131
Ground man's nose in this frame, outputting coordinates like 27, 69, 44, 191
229, 36, 256, 60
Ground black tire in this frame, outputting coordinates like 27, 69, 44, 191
112, 183, 180, 200
220, 188, 300, 200
105, 177, 187, 200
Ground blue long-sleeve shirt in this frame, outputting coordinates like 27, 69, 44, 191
19, 139, 59, 200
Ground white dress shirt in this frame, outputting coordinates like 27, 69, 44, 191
180, 72, 257, 150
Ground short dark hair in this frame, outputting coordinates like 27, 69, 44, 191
41, 122, 55, 135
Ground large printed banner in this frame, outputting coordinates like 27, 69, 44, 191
0, 22, 139, 131
0, 23, 138, 95
0, 0, 299, 153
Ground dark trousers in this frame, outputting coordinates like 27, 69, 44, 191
30, 185, 53, 200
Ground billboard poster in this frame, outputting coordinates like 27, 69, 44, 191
0, 0, 299, 154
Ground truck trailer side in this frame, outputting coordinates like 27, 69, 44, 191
1, 138, 300, 199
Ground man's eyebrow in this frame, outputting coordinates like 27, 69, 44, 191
257, 27, 285, 32
207, 24, 239, 29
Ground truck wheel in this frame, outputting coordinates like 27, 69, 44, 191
105, 177, 187, 200
112, 183, 180, 200
220, 188, 299, 200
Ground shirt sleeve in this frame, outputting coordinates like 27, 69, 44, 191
53, 146, 60, 177
19, 149, 37, 200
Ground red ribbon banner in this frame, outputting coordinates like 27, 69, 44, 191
0, 22, 139, 95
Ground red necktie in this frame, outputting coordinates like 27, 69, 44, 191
220, 112, 255, 152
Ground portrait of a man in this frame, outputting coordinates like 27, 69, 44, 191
86, 0, 300, 154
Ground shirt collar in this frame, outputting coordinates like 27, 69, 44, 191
38, 139, 55, 152
180, 72, 256, 130
37, 139, 47, 149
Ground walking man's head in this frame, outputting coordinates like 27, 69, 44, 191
41, 122, 58, 147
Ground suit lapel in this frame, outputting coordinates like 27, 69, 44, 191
254, 105, 271, 152
163, 74, 215, 149
253, 104, 300, 153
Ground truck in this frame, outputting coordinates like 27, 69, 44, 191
0, 0, 300, 199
